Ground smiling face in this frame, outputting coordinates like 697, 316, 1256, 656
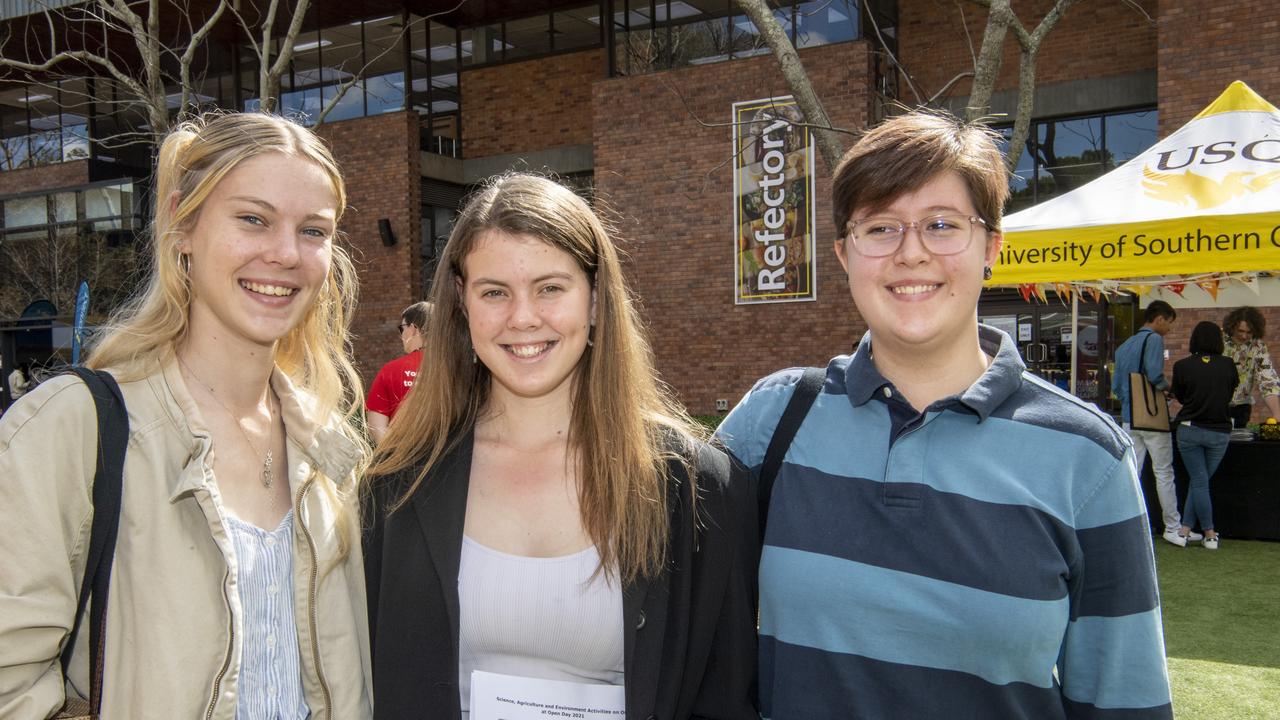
835, 170, 1001, 362
460, 229, 594, 405
179, 152, 337, 353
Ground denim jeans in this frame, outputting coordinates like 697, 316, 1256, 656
1176, 424, 1230, 533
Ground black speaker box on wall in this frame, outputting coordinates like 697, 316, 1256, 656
378, 218, 397, 247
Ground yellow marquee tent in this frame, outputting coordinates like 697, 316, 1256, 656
994, 81, 1280, 285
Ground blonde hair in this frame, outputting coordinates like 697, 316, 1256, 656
369, 173, 702, 585
88, 112, 369, 559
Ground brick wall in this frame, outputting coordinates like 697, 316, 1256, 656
1157, 0, 1280, 135
0, 160, 90, 196
313, 111, 422, 389
1160, 305, 1280, 425
463, 49, 604, 159
898, 0, 1156, 104
594, 42, 872, 415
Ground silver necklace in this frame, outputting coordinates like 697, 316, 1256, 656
178, 356, 278, 489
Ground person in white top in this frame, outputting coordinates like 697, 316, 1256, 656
364, 173, 759, 720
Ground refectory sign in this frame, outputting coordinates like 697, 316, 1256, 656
732, 96, 817, 304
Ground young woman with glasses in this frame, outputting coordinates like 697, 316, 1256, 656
716, 110, 1173, 719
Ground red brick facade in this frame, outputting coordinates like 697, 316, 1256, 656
313, 111, 422, 387
462, 49, 604, 158
1157, 0, 1280, 135
593, 42, 872, 414
0, 160, 89, 196
899, 0, 1157, 102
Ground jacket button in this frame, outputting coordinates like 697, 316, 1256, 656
645, 715, 656, 720
635, 610, 646, 630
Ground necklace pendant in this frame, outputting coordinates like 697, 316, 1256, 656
262, 449, 274, 489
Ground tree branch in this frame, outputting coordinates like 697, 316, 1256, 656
731, 0, 844, 171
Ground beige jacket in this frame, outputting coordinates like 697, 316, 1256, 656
0, 361, 373, 720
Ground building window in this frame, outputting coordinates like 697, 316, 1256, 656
611, 0, 862, 76
0, 81, 91, 171
459, 4, 603, 68
1002, 108, 1158, 211
0, 180, 140, 241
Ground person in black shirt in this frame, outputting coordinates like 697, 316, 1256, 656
1170, 321, 1239, 550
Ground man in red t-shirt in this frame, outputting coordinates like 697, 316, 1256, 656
367, 301, 431, 442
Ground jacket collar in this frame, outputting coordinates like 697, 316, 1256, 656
158, 357, 361, 502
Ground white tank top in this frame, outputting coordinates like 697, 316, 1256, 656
457, 536, 625, 717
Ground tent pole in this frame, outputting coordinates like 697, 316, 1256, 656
1070, 292, 1079, 396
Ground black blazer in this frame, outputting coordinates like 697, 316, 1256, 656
363, 429, 760, 720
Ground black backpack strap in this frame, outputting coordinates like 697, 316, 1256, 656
59, 367, 128, 714
758, 366, 825, 535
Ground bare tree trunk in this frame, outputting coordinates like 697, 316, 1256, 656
732, 0, 844, 171
964, 0, 1082, 170
965, 0, 1012, 121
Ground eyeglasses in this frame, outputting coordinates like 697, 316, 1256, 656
846, 214, 989, 258
397, 323, 411, 334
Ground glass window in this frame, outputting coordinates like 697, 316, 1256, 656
553, 7, 600, 51
1105, 110, 1158, 167
795, 0, 858, 48
54, 192, 76, 223
505, 15, 552, 60
1001, 108, 1157, 209
85, 185, 123, 220
4, 195, 46, 229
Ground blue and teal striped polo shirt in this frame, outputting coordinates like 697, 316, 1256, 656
717, 325, 1172, 720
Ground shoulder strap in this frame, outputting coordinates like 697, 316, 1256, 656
1136, 331, 1152, 376
758, 367, 825, 535
59, 367, 128, 714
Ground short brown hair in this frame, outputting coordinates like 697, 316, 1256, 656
832, 109, 1010, 238
401, 301, 433, 331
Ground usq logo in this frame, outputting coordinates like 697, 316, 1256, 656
1142, 139, 1280, 209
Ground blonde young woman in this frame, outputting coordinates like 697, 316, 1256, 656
0, 113, 372, 719
364, 173, 759, 719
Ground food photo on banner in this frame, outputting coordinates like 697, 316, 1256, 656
731, 96, 817, 304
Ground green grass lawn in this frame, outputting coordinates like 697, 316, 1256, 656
1155, 538, 1280, 718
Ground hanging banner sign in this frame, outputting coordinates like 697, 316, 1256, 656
732, 96, 817, 304
996, 82, 1280, 285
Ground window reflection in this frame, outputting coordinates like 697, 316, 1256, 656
1002, 109, 1158, 210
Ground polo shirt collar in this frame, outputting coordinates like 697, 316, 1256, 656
845, 324, 1026, 421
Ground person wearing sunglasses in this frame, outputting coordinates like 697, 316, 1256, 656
716, 109, 1172, 719
367, 301, 433, 443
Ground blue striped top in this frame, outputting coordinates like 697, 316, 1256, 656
716, 326, 1173, 719
226, 510, 309, 720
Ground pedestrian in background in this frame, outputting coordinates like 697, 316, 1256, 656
1171, 321, 1238, 550
367, 301, 432, 443
1113, 300, 1191, 547
0, 113, 372, 718
1222, 306, 1280, 427
363, 173, 758, 719
717, 110, 1172, 719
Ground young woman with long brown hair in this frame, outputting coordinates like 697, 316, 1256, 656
363, 173, 758, 719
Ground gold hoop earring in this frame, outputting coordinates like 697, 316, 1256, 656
177, 248, 191, 276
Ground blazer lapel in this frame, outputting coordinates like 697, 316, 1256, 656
411, 430, 474, 659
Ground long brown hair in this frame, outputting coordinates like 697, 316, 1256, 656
369, 173, 702, 584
